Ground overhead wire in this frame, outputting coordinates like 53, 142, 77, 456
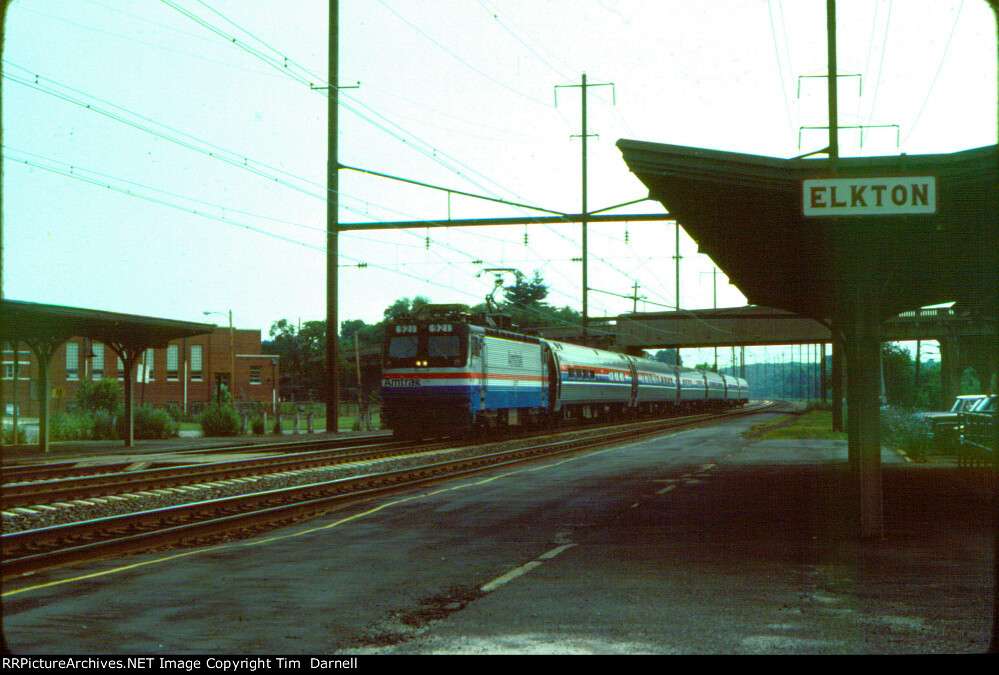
16, 2, 687, 326
162, 0, 664, 318
475, 0, 575, 82
900, 0, 965, 146
4, 61, 589, 309
767, 0, 797, 148
3, 60, 539, 267
12, 2, 285, 80
3, 147, 512, 307
865, 0, 893, 129
160, 0, 664, 316
372, 0, 553, 108
161, 1, 567, 218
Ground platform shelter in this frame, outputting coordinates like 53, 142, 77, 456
1, 299, 215, 451
617, 140, 998, 537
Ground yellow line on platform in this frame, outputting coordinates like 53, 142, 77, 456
5, 438, 648, 598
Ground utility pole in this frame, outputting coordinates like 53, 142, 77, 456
555, 73, 614, 342
674, 224, 682, 312
827, 0, 839, 161
323, 1, 362, 433
674, 223, 682, 365
701, 268, 719, 370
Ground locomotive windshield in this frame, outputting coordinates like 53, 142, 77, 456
384, 323, 469, 368
388, 336, 418, 359
428, 336, 461, 359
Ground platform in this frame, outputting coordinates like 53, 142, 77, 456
2, 414, 995, 654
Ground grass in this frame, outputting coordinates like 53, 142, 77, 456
178, 411, 382, 434
746, 410, 847, 440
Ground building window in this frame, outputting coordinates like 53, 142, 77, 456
249, 365, 262, 385
2, 347, 31, 380
190, 345, 203, 381
66, 342, 79, 380
167, 345, 179, 381
140, 348, 155, 382
117, 357, 124, 381
92, 343, 104, 380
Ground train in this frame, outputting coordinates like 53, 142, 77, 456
381, 305, 749, 438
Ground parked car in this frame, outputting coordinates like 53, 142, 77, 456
958, 395, 996, 458
968, 395, 995, 413
915, 394, 987, 451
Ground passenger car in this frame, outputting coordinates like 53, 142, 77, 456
915, 394, 987, 451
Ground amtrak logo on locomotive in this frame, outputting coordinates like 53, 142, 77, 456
384, 376, 421, 387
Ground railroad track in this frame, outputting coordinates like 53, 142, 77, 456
1, 402, 777, 582
1, 432, 394, 483
1, 437, 445, 511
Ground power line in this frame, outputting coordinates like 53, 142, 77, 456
768, 0, 797, 148
5, 60, 642, 316
901, 0, 965, 145
476, 0, 575, 82
373, 0, 553, 108
158, 1, 662, 313
14, 4, 695, 324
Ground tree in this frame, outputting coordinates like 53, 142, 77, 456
263, 319, 327, 401
650, 349, 681, 366
382, 296, 431, 321
881, 342, 916, 406
503, 270, 549, 308
495, 270, 582, 329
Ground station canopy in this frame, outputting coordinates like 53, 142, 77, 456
616, 140, 998, 325
1, 298, 216, 449
1, 298, 215, 348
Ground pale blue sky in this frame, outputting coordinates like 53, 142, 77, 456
2, 0, 996, 368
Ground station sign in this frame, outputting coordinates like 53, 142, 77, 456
803, 176, 936, 216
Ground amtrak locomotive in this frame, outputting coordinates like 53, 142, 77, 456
381, 305, 749, 437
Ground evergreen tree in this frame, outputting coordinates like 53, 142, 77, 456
503, 270, 549, 308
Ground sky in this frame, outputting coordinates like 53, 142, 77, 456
2, 0, 996, 370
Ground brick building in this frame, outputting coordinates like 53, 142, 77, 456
2, 327, 280, 418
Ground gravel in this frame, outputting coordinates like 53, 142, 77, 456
1, 433, 577, 535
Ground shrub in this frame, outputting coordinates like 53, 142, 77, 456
199, 401, 242, 437
75, 378, 121, 413
251, 417, 266, 435
880, 406, 933, 461
49, 412, 94, 441
2, 425, 27, 444
91, 410, 118, 440
118, 405, 179, 440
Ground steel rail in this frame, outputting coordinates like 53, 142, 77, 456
1, 403, 775, 581
1, 438, 445, 509
1, 433, 394, 482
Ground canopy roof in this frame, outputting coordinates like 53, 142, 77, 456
1, 299, 215, 349
617, 140, 998, 324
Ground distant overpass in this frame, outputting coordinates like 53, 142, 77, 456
535, 305, 996, 403
537, 305, 994, 347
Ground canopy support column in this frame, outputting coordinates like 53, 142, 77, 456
21, 334, 70, 453
105, 343, 146, 447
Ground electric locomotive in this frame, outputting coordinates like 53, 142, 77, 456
381, 304, 749, 438
381, 305, 551, 437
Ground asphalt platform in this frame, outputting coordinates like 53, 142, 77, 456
2, 423, 998, 654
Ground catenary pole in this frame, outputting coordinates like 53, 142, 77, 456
582, 73, 588, 340
326, 0, 339, 433
555, 74, 613, 343
987, 0, 998, 654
